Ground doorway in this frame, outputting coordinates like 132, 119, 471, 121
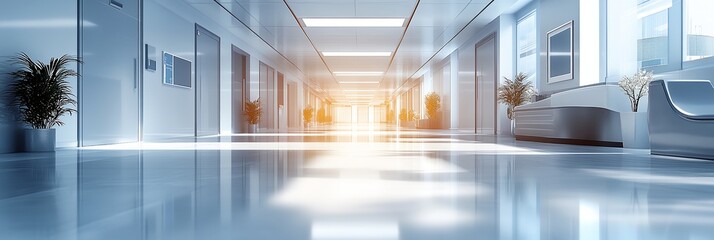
259, 62, 275, 130
287, 82, 297, 128
277, 72, 285, 130
195, 25, 220, 136
232, 46, 248, 133
80, 0, 140, 146
475, 34, 498, 135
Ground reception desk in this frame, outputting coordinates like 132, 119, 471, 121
514, 106, 623, 147
513, 84, 632, 147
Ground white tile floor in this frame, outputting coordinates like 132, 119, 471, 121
1, 124, 713, 239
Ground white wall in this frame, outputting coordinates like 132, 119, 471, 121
0, 0, 78, 153
537, 0, 581, 94
143, 0, 307, 139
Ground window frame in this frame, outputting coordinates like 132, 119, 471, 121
681, 0, 714, 68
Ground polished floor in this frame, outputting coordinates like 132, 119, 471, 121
1, 124, 713, 240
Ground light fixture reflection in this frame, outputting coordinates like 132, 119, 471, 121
311, 221, 399, 240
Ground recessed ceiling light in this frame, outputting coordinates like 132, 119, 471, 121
303, 18, 405, 27
339, 81, 380, 84
333, 71, 383, 77
344, 89, 385, 92
322, 52, 392, 57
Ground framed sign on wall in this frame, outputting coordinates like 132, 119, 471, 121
547, 21, 574, 83
163, 52, 192, 88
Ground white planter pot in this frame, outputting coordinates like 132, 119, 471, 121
248, 124, 258, 133
620, 112, 649, 149
24, 129, 56, 152
510, 119, 516, 136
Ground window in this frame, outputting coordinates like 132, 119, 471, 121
637, 0, 670, 68
683, 0, 714, 61
517, 12, 537, 84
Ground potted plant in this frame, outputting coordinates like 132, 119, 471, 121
399, 108, 417, 128
399, 108, 408, 124
6, 53, 79, 152
316, 107, 326, 125
498, 72, 536, 135
424, 92, 441, 129
618, 70, 652, 148
244, 98, 261, 133
303, 105, 314, 128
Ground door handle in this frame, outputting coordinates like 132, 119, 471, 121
110, 0, 124, 9
133, 58, 138, 90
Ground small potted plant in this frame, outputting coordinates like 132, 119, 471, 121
399, 108, 416, 128
7, 53, 79, 152
244, 98, 262, 133
618, 70, 652, 148
303, 105, 314, 128
423, 92, 441, 129
498, 72, 536, 135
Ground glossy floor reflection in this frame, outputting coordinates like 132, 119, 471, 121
2, 124, 714, 239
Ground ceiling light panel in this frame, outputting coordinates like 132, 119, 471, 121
339, 81, 380, 84
303, 18, 405, 27
333, 71, 384, 77
322, 52, 392, 57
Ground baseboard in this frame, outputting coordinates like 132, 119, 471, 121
515, 135, 623, 148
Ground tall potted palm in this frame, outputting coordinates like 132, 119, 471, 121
498, 72, 536, 134
303, 105, 314, 128
244, 98, 262, 133
424, 92, 441, 129
7, 53, 79, 152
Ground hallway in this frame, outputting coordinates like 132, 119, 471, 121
1, 125, 713, 239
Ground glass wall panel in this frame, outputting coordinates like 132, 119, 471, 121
638, 8, 669, 68
683, 0, 714, 61
517, 12, 537, 85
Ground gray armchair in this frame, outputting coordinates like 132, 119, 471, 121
649, 80, 714, 160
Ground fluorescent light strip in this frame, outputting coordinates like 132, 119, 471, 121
344, 89, 386, 92
322, 52, 392, 57
339, 81, 380, 84
334, 71, 384, 77
303, 18, 405, 27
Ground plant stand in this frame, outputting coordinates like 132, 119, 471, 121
620, 112, 649, 149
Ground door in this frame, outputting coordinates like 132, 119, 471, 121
475, 34, 498, 135
277, 73, 285, 130
259, 62, 275, 130
195, 25, 220, 136
80, 0, 140, 146
232, 47, 248, 133
287, 83, 297, 128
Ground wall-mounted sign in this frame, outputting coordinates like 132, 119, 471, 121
163, 52, 192, 88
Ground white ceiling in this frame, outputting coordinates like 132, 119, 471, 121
185, 0, 501, 105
